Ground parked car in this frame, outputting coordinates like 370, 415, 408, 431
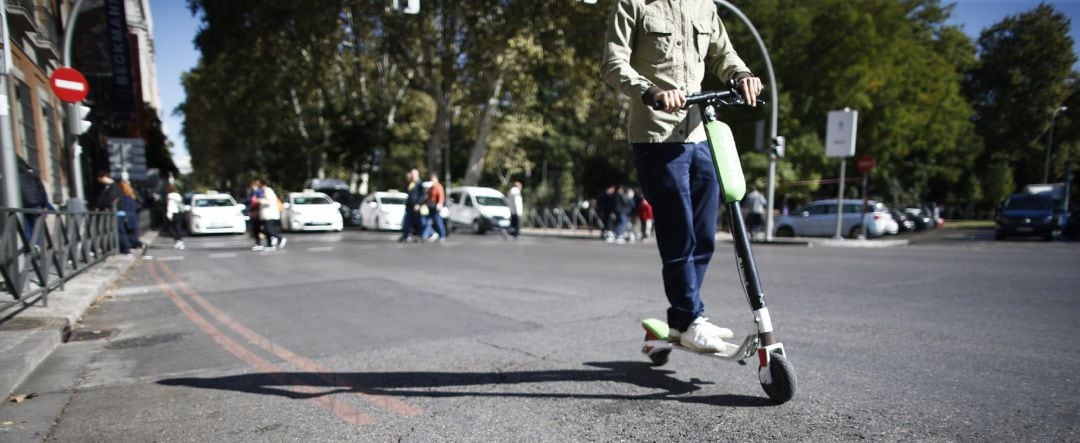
358, 191, 408, 231
904, 207, 934, 231
185, 192, 246, 235
994, 192, 1065, 241
303, 178, 356, 223
281, 191, 344, 232
889, 208, 916, 233
773, 199, 896, 238
447, 186, 511, 234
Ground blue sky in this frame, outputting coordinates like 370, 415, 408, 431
149, 1, 1080, 173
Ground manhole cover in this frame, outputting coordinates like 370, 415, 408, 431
106, 332, 184, 349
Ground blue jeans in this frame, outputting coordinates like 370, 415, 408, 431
633, 141, 719, 331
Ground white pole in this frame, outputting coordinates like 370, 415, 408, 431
834, 161, 846, 239
0, 0, 21, 209
64, 0, 87, 209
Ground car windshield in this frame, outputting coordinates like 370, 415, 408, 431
379, 196, 406, 206
194, 198, 235, 207
1004, 195, 1054, 210
475, 196, 508, 207
294, 196, 332, 205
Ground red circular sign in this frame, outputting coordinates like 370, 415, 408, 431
856, 154, 876, 174
49, 67, 89, 103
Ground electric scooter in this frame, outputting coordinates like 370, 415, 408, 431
640, 82, 796, 404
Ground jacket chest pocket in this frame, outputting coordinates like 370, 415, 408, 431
693, 21, 713, 61
639, 15, 673, 65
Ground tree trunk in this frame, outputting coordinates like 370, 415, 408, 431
463, 74, 504, 186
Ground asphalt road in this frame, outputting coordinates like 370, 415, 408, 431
3, 227, 1079, 441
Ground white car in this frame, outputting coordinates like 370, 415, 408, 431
448, 186, 511, 234
186, 193, 246, 235
773, 199, 897, 238
359, 191, 408, 231
281, 191, 344, 232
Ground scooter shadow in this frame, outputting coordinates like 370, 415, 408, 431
157, 361, 774, 407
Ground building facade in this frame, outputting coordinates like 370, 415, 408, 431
3, 0, 164, 207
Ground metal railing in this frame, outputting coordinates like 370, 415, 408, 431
524, 206, 605, 232
0, 208, 118, 318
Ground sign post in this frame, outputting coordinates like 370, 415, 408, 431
856, 154, 876, 239
826, 109, 858, 239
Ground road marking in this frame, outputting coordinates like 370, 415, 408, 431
156, 262, 423, 419
147, 262, 373, 426
307, 246, 334, 252
156, 256, 184, 261
208, 252, 237, 259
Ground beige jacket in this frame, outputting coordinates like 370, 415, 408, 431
601, 0, 750, 144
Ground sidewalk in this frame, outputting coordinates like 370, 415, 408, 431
0, 232, 155, 399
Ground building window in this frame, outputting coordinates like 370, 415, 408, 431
42, 101, 63, 200
15, 79, 39, 172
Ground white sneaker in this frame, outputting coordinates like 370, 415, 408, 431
670, 317, 735, 353
174, 240, 185, 250
426, 233, 440, 242
277, 237, 287, 250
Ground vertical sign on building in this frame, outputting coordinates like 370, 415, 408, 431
105, 0, 135, 134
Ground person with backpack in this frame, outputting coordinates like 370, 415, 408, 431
258, 180, 286, 250
117, 180, 144, 254
164, 184, 185, 249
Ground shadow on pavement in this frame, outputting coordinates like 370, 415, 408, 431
157, 361, 774, 407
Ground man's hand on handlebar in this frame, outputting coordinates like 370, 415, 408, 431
737, 76, 764, 108
651, 89, 687, 114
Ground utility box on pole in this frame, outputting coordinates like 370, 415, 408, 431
826, 108, 858, 239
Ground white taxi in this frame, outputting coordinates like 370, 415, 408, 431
186, 192, 246, 235
281, 191, 344, 232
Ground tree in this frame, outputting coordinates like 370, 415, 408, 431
966, 4, 1077, 191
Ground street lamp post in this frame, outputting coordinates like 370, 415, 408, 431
713, 0, 780, 241
1044, 106, 1067, 183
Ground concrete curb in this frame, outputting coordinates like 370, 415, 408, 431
0, 231, 156, 398
522, 228, 908, 248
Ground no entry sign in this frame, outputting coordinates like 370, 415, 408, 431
49, 67, 89, 103
856, 154, 876, 174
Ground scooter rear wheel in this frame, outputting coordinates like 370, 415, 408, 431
761, 352, 797, 404
643, 334, 671, 366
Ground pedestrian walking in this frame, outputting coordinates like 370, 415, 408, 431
602, 0, 763, 352
400, 169, 424, 242
258, 180, 286, 250
638, 196, 654, 240
16, 156, 53, 243
116, 180, 144, 254
164, 184, 185, 249
96, 171, 120, 211
611, 186, 633, 243
507, 181, 523, 238
597, 185, 616, 239
427, 172, 447, 241
743, 186, 767, 239
246, 180, 264, 250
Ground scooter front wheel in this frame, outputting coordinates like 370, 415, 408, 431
643, 334, 671, 366
761, 352, 797, 404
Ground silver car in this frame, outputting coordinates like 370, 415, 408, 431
774, 199, 896, 238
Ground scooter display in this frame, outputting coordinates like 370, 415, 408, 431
640, 83, 796, 404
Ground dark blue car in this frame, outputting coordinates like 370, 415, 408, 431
995, 193, 1065, 241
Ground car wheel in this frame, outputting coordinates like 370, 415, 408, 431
472, 219, 485, 234
848, 225, 863, 239
775, 226, 794, 238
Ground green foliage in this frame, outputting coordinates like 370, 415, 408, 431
177, 0, 1079, 214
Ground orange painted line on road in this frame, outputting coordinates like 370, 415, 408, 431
157, 261, 423, 418
146, 261, 373, 426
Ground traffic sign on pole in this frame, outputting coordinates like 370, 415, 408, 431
49, 67, 89, 103
856, 154, 876, 174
